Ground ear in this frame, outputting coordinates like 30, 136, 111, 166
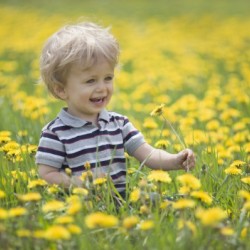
54, 83, 67, 100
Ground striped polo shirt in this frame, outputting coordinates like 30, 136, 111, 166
35, 108, 145, 192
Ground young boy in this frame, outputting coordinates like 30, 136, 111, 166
36, 22, 195, 194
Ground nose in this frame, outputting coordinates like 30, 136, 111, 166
95, 80, 106, 92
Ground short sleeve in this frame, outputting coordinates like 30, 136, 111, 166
35, 129, 66, 168
122, 117, 145, 155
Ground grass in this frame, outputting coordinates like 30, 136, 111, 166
0, 0, 250, 249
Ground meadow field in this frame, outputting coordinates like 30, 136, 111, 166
0, 0, 249, 249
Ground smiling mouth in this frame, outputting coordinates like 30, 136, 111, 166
90, 97, 106, 103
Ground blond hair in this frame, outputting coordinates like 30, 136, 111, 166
40, 22, 119, 99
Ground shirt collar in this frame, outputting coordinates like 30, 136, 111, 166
58, 108, 110, 128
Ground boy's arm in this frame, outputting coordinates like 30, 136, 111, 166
38, 164, 82, 188
132, 142, 195, 171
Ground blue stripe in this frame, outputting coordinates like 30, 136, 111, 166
38, 146, 66, 157
61, 129, 121, 144
67, 143, 124, 158
70, 157, 126, 172
124, 130, 139, 143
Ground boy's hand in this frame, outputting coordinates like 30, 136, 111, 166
177, 148, 196, 171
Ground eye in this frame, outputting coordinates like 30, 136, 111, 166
86, 79, 95, 84
105, 76, 114, 81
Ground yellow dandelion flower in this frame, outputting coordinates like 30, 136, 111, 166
230, 160, 246, 168
84, 161, 91, 170
241, 176, 250, 185
0, 190, 6, 199
191, 191, 213, 205
238, 190, 250, 201
0, 131, 11, 137
17, 192, 42, 202
129, 188, 140, 203
160, 200, 172, 209
138, 220, 154, 230
67, 224, 82, 234
224, 166, 242, 175
16, 229, 31, 237
42, 200, 65, 213
65, 168, 72, 176
147, 170, 172, 183
122, 215, 139, 230
0, 208, 8, 219
85, 212, 118, 229
178, 185, 191, 195
55, 215, 74, 224
72, 187, 89, 196
172, 199, 196, 210
195, 207, 227, 227
220, 227, 234, 236
47, 184, 61, 194
127, 167, 137, 174
177, 174, 201, 190
139, 205, 150, 214
93, 177, 107, 186
67, 201, 82, 215
33, 230, 45, 239
8, 207, 27, 217
28, 179, 47, 188
154, 139, 169, 149
240, 227, 248, 239
243, 201, 250, 211
143, 118, 158, 129
44, 225, 71, 240
150, 103, 165, 116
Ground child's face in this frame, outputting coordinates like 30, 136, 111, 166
59, 56, 114, 123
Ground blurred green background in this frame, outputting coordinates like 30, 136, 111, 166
1, 0, 250, 20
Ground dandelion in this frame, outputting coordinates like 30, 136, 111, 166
85, 212, 118, 229
154, 139, 169, 149
143, 118, 158, 129
220, 227, 235, 236
177, 174, 201, 190
195, 207, 227, 227
67, 224, 82, 234
0, 208, 8, 219
129, 188, 140, 203
238, 190, 250, 201
0, 190, 6, 199
191, 191, 213, 205
160, 200, 172, 209
150, 103, 165, 116
16, 229, 31, 237
172, 199, 196, 210
147, 170, 172, 183
44, 225, 71, 240
138, 220, 154, 230
240, 227, 248, 239
122, 215, 139, 230
93, 177, 107, 186
8, 207, 27, 217
17, 192, 42, 202
241, 176, 250, 184
224, 166, 242, 175
72, 187, 89, 196
42, 200, 65, 213
54, 215, 74, 224
28, 179, 47, 188
139, 205, 150, 214
243, 201, 250, 211
229, 160, 246, 168
65, 168, 72, 176
84, 161, 91, 170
